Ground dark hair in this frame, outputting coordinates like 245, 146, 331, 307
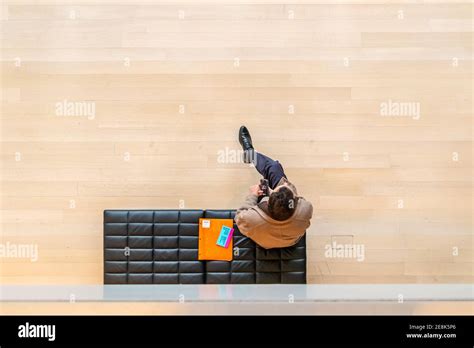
268, 186, 297, 221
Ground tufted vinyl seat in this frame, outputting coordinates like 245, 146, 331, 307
104, 210, 306, 284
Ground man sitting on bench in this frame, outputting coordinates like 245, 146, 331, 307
234, 126, 313, 249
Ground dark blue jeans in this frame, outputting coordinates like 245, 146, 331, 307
254, 152, 287, 190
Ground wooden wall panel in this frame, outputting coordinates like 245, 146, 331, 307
1, 0, 472, 288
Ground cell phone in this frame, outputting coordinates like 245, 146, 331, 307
259, 179, 269, 196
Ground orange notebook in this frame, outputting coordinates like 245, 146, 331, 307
198, 218, 233, 261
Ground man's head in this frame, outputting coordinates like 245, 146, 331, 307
268, 184, 297, 221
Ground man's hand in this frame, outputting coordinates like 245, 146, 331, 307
249, 184, 264, 196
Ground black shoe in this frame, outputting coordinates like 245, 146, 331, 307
239, 126, 255, 164
239, 126, 254, 151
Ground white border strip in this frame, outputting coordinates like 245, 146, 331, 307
0, 284, 472, 302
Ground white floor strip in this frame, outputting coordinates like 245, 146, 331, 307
1, 284, 472, 302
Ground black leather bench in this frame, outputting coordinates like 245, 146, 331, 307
104, 210, 306, 284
